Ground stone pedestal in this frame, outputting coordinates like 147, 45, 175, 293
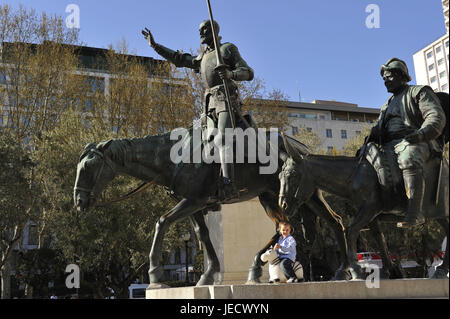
204, 197, 276, 285
146, 278, 449, 299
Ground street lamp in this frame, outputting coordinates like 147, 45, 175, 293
182, 232, 191, 283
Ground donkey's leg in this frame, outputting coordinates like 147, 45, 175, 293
432, 217, 449, 279
246, 192, 282, 284
148, 198, 206, 287
368, 219, 405, 279
308, 191, 351, 280
188, 210, 221, 286
346, 203, 380, 279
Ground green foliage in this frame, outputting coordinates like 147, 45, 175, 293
15, 248, 65, 297
193, 249, 204, 274
30, 107, 191, 297
342, 126, 371, 156
294, 127, 323, 153
0, 131, 34, 217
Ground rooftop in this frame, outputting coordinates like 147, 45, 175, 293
286, 99, 380, 114
1, 41, 165, 75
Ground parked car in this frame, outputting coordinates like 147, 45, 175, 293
357, 251, 444, 275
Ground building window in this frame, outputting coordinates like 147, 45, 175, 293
446, 41, 449, 48
304, 114, 317, 119
426, 51, 433, 59
431, 76, 437, 83
341, 130, 347, 139
326, 129, 332, 138
306, 127, 312, 132
292, 126, 298, 135
442, 83, 449, 91
327, 146, 334, 154
428, 64, 435, 71
440, 71, 446, 79
319, 115, 326, 120
436, 46, 442, 53
355, 130, 361, 135
438, 58, 445, 66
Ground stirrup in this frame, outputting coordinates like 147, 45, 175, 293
218, 177, 239, 201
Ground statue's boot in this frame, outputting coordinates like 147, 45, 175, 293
400, 168, 425, 227
216, 122, 239, 201
219, 163, 239, 202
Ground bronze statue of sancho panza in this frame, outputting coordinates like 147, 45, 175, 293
368, 58, 446, 227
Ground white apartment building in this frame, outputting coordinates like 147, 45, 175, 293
413, 34, 449, 93
284, 99, 379, 152
412, 0, 449, 93
443, 0, 449, 34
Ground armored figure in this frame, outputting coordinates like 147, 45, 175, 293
142, 20, 254, 201
368, 58, 446, 227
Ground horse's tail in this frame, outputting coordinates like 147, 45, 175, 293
316, 190, 345, 231
267, 206, 288, 224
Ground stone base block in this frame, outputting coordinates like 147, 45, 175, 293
146, 278, 449, 299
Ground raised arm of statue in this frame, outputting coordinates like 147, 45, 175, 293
142, 27, 199, 70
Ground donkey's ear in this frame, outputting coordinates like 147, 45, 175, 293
79, 143, 96, 161
279, 150, 289, 162
281, 132, 303, 162
96, 139, 113, 152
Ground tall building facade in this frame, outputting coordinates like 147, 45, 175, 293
412, 0, 449, 93
413, 35, 449, 93
443, 0, 449, 34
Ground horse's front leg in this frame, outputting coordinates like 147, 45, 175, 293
189, 209, 221, 286
346, 202, 379, 280
148, 198, 206, 288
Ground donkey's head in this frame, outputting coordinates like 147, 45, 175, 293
278, 133, 312, 216
73, 140, 116, 213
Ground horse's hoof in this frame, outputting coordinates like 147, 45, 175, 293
349, 264, 365, 280
196, 275, 215, 286
333, 269, 352, 281
245, 279, 261, 285
148, 265, 164, 283
431, 268, 449, 279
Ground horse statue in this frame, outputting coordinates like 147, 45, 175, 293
260, 247, 304, 283
278, 134, 449, 279
73, 125, 352, 287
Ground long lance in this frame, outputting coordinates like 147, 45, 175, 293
205, 0, 237, 130
205, 0, 279, 178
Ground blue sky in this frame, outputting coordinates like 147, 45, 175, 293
2, 0, 447, 108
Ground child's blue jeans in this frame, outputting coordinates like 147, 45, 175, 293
280, 258, 296, 279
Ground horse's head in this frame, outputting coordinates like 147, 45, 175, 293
73, 140, 116, 213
